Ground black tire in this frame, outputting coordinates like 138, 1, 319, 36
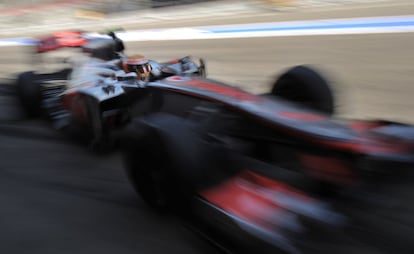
271, 65, 334, 115
16, 71, 42, 117
121, 114, 204, 213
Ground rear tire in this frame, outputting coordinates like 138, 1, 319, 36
271, 65, 334, 115
16, 72, 42, 117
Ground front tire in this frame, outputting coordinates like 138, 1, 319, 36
121, 114, 204, 213
271, 65, 334, 115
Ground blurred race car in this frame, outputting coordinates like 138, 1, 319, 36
35, 29, 125, 59
119, 67, 414, 253
16, 29, 414, 253
16, 31, 206, 150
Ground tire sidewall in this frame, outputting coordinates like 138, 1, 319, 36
16, 71, 42, 117
122, 114, 204, 213
271, 65, 334, 115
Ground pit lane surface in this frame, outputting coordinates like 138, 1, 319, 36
0, 87, 218, 254
1, 5, 414, 254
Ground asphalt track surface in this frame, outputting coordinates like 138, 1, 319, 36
1, 4, 414, 254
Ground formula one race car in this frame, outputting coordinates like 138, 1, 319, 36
16, 31, 206, 150
16, 30, 414, 253
119, 67, 414, 253
35, 29, 125, 59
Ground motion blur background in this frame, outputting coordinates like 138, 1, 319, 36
0, 0, 392, 34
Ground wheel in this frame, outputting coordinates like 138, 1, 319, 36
271, 65, 334, 115
16, 72, 42, 117
121, 114, 204, 213
16, 69, 71, 118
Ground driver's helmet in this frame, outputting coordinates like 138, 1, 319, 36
122, 55, 152, 81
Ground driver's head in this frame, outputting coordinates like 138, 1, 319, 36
122, 55, 152, 81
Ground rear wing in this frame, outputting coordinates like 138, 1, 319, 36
36, 30, 88, 53
35, 29, 124, 54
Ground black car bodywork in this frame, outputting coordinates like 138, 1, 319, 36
121, 74, 414, 253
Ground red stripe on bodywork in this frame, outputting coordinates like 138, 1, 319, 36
318, 138, 411, 154
279, 111, 326, 121
299, 154, 357, 185
176, 79, 261, 102
200, 170, 314, 229
347, 120, 388, 131
169, 58, 180, 64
